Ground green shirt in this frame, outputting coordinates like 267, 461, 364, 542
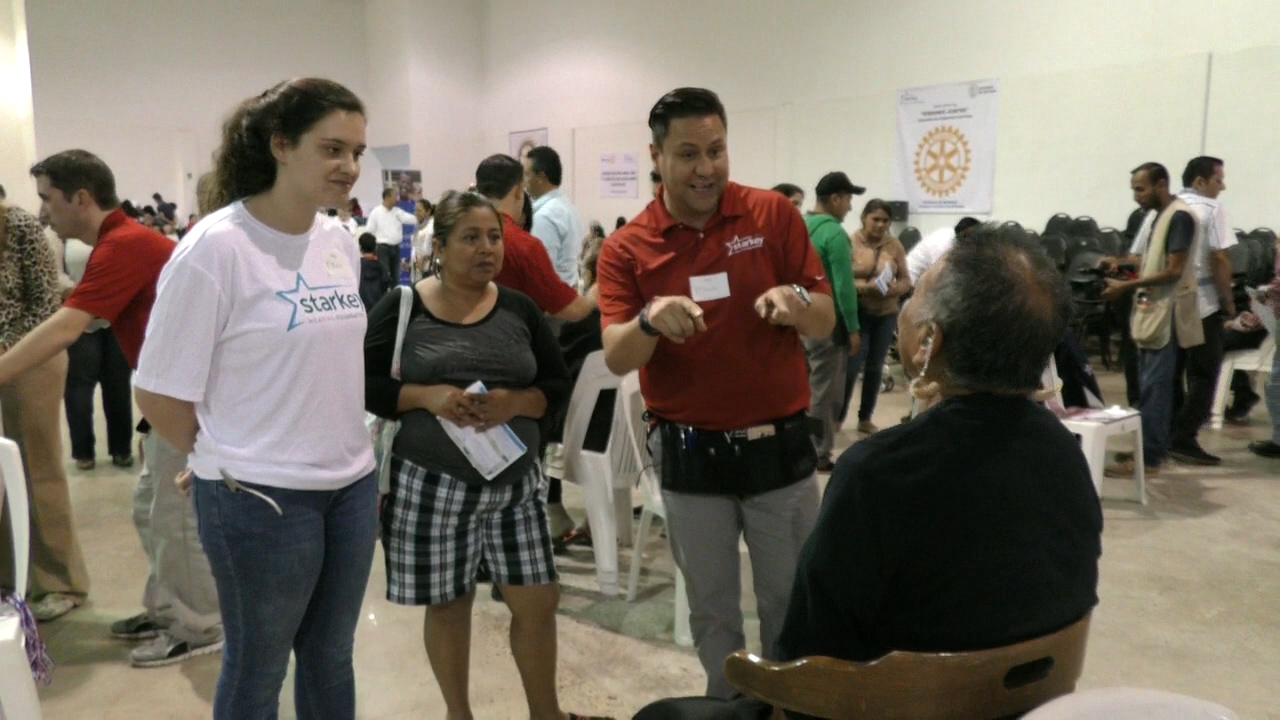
805, 213, 860, 334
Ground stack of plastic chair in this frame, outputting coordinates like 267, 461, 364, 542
618, 373, 692, 647
898, 226, 922, 253
557, 351, 630, 596
1044, 213, 1072, 237
1, 437, 45, 720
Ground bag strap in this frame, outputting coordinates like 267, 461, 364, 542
390, 285, 413, 381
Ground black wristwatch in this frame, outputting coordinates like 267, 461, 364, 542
791, 284, 812, 307
638, 303, 662, 337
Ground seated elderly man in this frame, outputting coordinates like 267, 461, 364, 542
635, 224, 1102, 720
777, 223, 1102, 665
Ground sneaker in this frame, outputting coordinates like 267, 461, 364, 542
1248, 440, 1280, 459
130, 632, 223, 668
75, 458, 96, 470
1226, 392, 1260, 423
111, 613, 160, 640
816, 457, 835, 473
856, 421, 879, 435
1104, 459, 1161, 479
1169, 441, 1221, 466
112, 455, 135, 468
31, 593, 83, 622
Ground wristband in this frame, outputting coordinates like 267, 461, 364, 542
638, 303, 662, 337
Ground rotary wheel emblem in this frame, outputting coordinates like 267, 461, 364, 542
914, 126, 971, 197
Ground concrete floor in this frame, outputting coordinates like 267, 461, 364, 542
25, 365, 1280, 719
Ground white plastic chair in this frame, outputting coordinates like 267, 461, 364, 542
1023, 687, 1238, 719
1, 437, 43, 720
555, 351, 632, 596
1060, 410, 1146, 505
1210, 334, 1275, 429
619, 373, 693, 647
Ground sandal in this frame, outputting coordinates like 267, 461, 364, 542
553, 526, 592, 554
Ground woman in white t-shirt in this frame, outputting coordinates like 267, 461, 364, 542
134, 78, 376, 720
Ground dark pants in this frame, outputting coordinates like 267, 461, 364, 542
1139, 342, 1178, 466
375, 243, 401, 285
1172, 311, 1225, 446
193, 472, 378, 720
64, 327, 134, 460
841, 311, 898, 423
1119, 331, 1141, 408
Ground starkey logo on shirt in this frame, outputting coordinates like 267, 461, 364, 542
725, 234, 766, 257
276, 272, 364, 331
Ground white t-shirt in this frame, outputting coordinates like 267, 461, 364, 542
1176, 190, 1236, 318
366, 204, 416, 246
411, 217, 435, 281
134, 202, 375, 490
906, 227, 956, 286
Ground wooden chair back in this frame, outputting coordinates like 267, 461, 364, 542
724, 615, 1091, 720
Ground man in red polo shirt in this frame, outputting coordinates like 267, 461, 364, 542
474, 153, 595, 540
473, 154, 594, 322
0, 150, 222, 665
597, 87, 835, 698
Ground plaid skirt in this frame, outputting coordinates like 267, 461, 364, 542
382, 455, 557, 606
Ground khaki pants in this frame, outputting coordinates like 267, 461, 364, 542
0, 352, 91, 598
133, 432, 222, 643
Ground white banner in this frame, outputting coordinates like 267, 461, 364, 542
893, 79, 999, 214
600, 152, 640, 198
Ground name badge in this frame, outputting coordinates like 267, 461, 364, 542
690, 272, 730, 302
324, 249, 353, 278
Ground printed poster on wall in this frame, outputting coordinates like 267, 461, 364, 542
893, 79, 999, 214
599, 153, 639, 198
509, 128, 549, 164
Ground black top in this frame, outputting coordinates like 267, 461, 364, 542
776, 393, 1102, 662
364, 284, 570, 485
1162, 209, 1194, 255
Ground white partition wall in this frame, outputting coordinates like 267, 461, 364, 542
0, 0, 37, 212
1206, 46, 1280, 232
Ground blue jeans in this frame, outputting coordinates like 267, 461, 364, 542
1268, 349, 1280, 444
841, 311, 898, 423
1138, 342, 1178, 466
193, 472, 378, 720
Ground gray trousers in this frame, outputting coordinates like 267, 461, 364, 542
660, 472, 820, 699
802, 335, 848, 462
133, 432, 222, 643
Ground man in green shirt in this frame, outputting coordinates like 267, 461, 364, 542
803, 172, 864, 471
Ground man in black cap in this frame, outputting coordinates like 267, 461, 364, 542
804, 172, 865, 470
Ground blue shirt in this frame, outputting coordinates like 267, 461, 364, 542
531, 188, 584, 287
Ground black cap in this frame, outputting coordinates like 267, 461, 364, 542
815, 172, 865, 198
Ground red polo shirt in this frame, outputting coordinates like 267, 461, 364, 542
496, 215, 579, 315
597, 182, 830, 431
64, 210, 175, 368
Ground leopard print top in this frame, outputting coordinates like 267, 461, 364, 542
0, 205, 62, 350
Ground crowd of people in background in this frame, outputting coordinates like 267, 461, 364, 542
0, 75, 1276, 720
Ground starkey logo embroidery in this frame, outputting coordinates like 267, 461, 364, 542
725, 234, 765, 256
275, 273, 364, 331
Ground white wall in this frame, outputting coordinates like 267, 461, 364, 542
481, 0, 1280, 235
26, 0, 369, 218
0, 0, 37, 212
362, 0, 484, 205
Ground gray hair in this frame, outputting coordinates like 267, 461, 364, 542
916, 223, 1069, 393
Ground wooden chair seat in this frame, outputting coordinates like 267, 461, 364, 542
724, 615, 1091, 720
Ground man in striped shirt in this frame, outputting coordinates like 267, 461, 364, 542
1170, 156, 1236, 466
